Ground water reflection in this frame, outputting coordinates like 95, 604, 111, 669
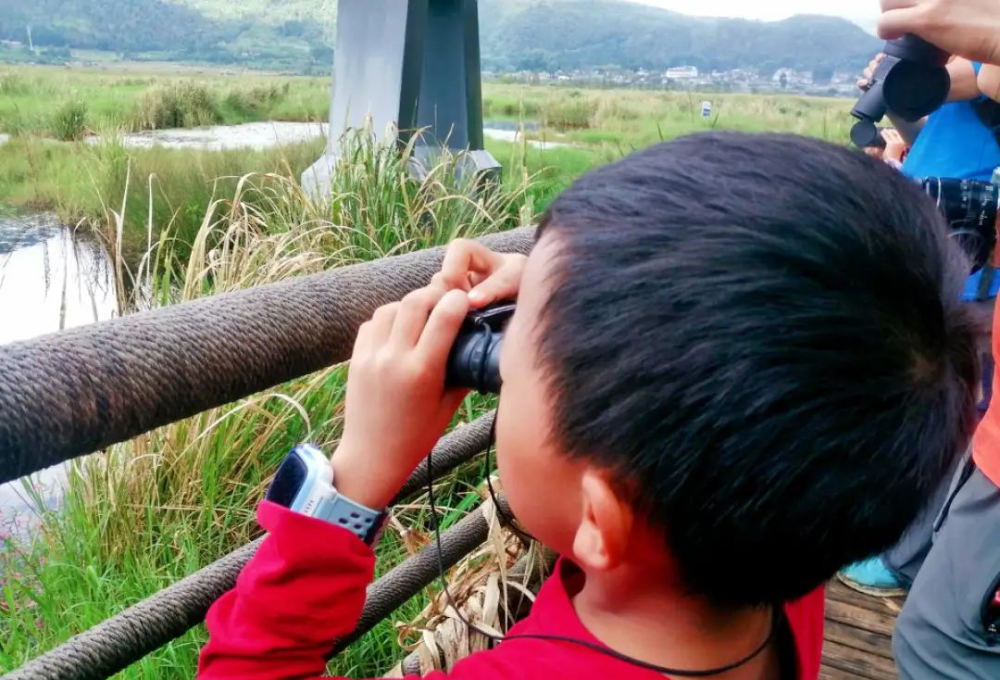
0, 213, 117, 537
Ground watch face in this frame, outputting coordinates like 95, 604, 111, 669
266, 453, 309, 507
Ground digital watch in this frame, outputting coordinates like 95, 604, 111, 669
265, 444, 385, 544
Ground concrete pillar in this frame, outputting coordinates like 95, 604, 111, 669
303, 0, 501, 198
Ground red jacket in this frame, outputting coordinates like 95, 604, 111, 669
198, 501, 826, 680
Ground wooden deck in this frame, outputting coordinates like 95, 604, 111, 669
821, 580, 905, 680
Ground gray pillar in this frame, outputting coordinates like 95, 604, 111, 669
303, 0, 500, 199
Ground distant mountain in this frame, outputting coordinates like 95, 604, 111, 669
478, 1, 880, 74
0, 0, 880, 76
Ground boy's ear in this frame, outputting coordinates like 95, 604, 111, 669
572, 470, 633, 572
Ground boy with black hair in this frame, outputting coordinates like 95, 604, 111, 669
198, 132, 979, 680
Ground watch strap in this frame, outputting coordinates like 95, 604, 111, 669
316, 492, 384, 544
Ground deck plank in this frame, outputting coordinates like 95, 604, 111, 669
821, 581, 904, 679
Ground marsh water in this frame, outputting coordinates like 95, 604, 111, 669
0, 213, 117, 536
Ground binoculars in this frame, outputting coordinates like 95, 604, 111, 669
445, 301, 515, 395
851, 34, 952, 149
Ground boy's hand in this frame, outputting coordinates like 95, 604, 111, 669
330, 286, 471, 510
432, 238, 528, 307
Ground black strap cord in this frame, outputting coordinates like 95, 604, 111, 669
424, 412, 781, 678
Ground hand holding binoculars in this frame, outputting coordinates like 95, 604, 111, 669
851, 34, 952, 149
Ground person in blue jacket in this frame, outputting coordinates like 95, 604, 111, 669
840, 56, 1000, 595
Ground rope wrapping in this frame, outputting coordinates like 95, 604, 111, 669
1, 412, 496, 680
0, 227, 534, 485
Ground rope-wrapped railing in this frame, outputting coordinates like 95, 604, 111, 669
3, 414, 498, 680
0, 227, 535, 485
1, 227, 537, 679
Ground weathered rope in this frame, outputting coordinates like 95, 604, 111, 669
0, 227, 535, 485
2, 414, 496, 680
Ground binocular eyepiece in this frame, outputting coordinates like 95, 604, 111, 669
851, 34, 952, 149
445, 302, 515, 395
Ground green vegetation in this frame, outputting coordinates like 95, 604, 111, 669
0, 133, 536, 679
0, 134, 328, 260
0, 67, 329, 138
0, 68, 855, 254
0, 0, 876, 75
49, 100, 88, 141
0, 67, 860, 678
483, 84, 855, 148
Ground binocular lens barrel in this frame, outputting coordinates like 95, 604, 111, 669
446, 332, 504, 394
444, 302, 515, 395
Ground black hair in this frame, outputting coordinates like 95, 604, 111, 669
535, 131, 980, 608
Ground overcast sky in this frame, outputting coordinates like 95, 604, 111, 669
627, 0, 880, 29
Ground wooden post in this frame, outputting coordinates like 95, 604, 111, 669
303, 0, 500, 198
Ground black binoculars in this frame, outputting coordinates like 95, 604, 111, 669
445, 301, 515, 395
851, 34, 952, 149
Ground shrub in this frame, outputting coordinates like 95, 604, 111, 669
50, 100, 88, 141
0, 72, 30, 96
222, 83, 288, 117
544, 98, 597, 130
133, 82, 223, 131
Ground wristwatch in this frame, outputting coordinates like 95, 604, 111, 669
265, 444, 385, 544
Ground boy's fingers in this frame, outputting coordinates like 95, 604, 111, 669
352, 320, 375, 362
390, 286, 448, 349
369, 302, 400, 346
417, 290, 471, 368
438, 239, 501, 290
439, 388, 470, 419
468, 269, 520, 308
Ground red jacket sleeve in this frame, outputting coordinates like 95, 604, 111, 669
198, 502, 521, 680
197, 500, 378, 680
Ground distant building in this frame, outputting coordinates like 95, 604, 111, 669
665, 66, 699, 80
772, 68, 814, 87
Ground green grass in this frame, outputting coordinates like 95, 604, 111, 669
0, 134, 328, 260
0, 131, 535, 678
0, 66, 329, 138
483, 84, 854, 148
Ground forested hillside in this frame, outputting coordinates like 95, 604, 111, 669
0, 0, 879, 75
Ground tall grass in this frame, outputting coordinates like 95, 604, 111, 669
0, 131, 536, 679
483, 84, 854, 147
50, 101, 89, 141
0, 66, 330, 137
133, 83, 224, 130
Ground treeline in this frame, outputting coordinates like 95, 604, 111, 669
0, 0, 329, 69
0, 0, 879, 76
479, 2, 880, 74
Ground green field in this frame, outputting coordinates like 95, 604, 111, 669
0, 66, 331, 137
0, 65, 855, 260
0, 66, 859, 679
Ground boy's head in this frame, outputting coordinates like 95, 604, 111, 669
495, 131, 979, 608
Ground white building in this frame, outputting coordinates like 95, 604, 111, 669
665, 66, 699, 80
772, 68, 814, 87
